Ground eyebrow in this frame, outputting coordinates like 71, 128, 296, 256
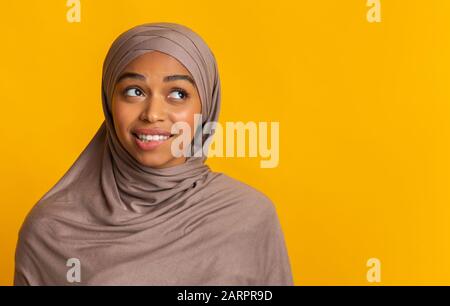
116, 72, 196, 86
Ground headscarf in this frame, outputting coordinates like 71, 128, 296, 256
14, 22, 294, 285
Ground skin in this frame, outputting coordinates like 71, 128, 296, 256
111, 51, 202, 169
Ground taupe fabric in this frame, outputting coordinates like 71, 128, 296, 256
14, 22, 294, 285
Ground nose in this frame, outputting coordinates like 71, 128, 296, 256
140, 95, 166, 123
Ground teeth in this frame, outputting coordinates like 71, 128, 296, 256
137, 134, 170, 142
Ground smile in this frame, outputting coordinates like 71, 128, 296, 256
132, 133, 174, 151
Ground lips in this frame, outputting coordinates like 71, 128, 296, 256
131, 132, 175, 140
132, 133, 174, 151
132, 127, 172, 136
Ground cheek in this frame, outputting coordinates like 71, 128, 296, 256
112, 101, 137, 136
169, 105, 201, 134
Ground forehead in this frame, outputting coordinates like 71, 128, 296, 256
123, 51, 191, 76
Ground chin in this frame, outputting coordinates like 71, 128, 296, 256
137, 154, 173, 169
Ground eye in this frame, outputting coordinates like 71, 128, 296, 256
168, 88, 190, 100
124, 87, 144, 97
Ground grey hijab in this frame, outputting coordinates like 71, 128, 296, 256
14, 22, 294, 285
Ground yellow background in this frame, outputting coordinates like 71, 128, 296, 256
1, 0, 450, 285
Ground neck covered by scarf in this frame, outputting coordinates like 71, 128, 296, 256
13, 22, 294, 285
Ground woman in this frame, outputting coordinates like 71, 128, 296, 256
14, 22, 294, 285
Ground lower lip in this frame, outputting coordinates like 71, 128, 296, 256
133, 134, 172, 151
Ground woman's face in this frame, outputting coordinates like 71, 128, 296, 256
111, 51, 202, 169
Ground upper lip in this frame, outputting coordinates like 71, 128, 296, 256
132, 128, 172, 136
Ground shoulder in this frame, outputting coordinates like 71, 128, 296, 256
189, 172, 283, 249
17, 197, 62, 240
205, 172, 278, 220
